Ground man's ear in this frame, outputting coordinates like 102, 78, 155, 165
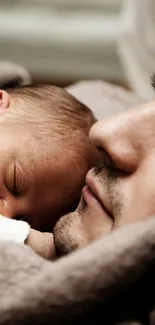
0, 89, 11, 114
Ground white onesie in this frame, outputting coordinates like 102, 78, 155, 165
0, 215, 30, 244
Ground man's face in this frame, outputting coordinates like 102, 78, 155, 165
54, 101, 155, 255
0, 125, 88, 232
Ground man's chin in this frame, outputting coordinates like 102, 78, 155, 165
53, 209, 88, 258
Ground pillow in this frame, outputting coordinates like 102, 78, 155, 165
67, 80, 144, 119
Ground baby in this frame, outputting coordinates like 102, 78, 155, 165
0, 84, 97, 245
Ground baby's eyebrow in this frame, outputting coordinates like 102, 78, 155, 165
15, 163, 27, 195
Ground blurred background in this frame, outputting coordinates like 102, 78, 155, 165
0, 0, 155, 100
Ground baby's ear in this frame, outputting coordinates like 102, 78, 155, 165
0, 89, 11, 114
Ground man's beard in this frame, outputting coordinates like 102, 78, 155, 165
53, 205, 86, 258
53, 167, 124, 258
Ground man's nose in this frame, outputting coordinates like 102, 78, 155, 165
89, 109, 142, 172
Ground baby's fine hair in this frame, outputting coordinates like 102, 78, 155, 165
7, 84, 96, 137
6, 85, 96, 166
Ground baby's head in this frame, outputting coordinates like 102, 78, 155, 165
0, 85, 97, 231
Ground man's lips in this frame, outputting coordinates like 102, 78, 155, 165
82, 174, 113, 220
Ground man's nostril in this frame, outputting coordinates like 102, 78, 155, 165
97, 147, 117, 169
97, 146, 134, 174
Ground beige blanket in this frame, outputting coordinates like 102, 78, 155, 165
1, 217, 155, 325
67, 80, 144, 119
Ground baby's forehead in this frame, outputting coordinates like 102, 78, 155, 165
32, 140, 86, 182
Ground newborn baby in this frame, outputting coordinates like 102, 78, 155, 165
0, 85, 97, 236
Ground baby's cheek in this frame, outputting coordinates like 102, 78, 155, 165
74, 148, 98, 186
58, 168, 83, 215
87, 145, 101, 170
55, 149, 96, 215
76, 145, 99, 183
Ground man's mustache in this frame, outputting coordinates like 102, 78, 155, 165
90, 165, 124, 218
93, 165, 120, 181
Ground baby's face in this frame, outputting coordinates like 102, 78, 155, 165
0, 124, 95, 232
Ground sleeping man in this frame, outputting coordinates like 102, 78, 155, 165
54, 99, 155, 256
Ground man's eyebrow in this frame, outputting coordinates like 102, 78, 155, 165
151, 74, 155, 90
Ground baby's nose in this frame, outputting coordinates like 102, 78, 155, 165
0, 194, 16, 220
89, 106, 150, 172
